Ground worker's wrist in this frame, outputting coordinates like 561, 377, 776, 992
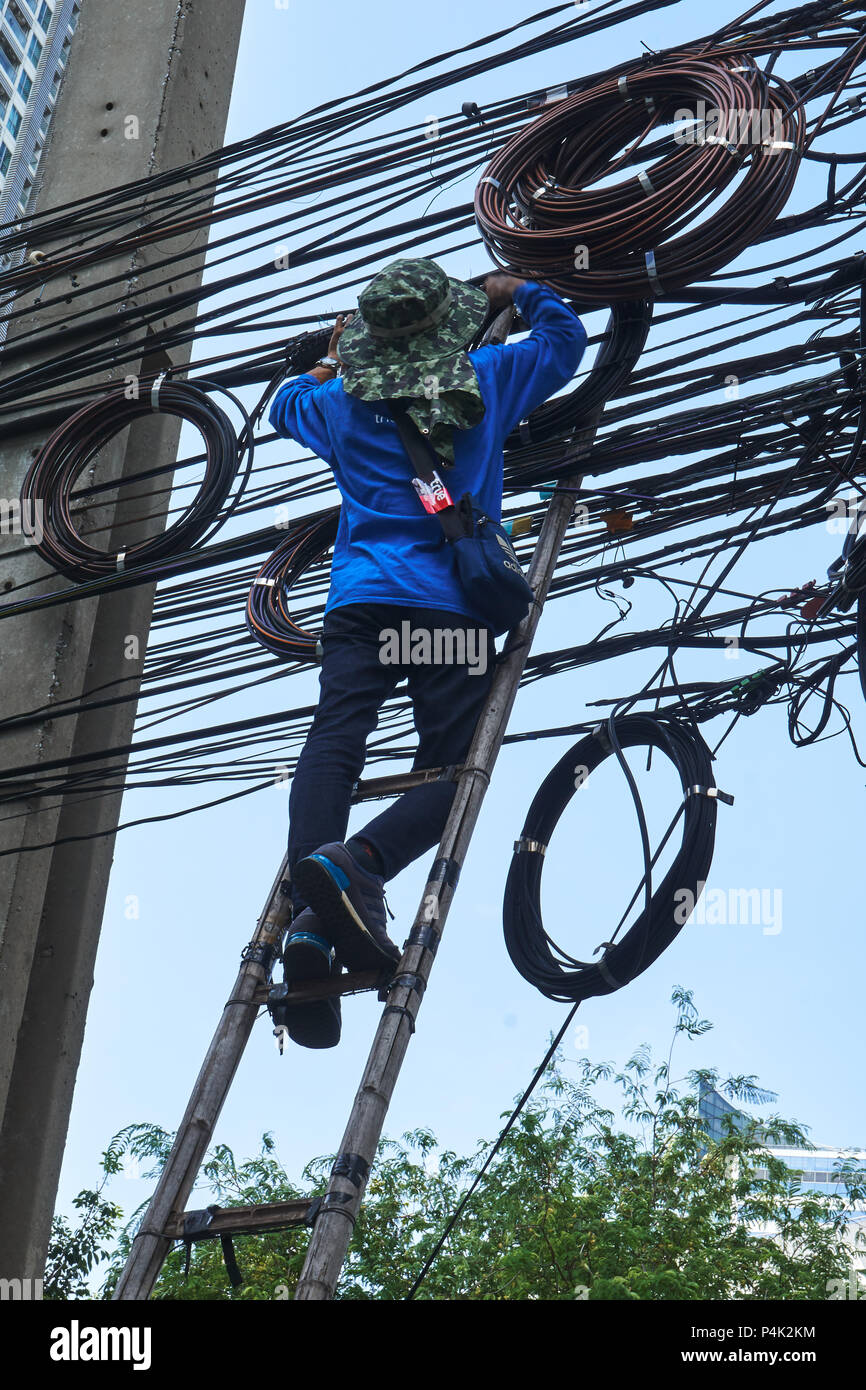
308, 363, 339, 382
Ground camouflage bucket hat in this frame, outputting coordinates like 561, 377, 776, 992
338, 259, 490, 460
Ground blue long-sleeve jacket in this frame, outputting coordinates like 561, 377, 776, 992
268, 279, 587, 623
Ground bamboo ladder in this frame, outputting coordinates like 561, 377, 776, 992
113, 306, 599, 1301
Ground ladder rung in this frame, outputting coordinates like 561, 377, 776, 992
165, 1199, 311, 1242
352, 764, 463, 802
255, 968, 385, 1005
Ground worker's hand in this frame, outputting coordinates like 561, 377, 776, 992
481, 272, 526, 310
327, 310, 355, 363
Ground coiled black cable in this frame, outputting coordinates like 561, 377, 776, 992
19, 377, 249, 582
503, 714, 725, 1002
245, 511, 339, 662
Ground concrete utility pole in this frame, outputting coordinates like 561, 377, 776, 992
0, 0, 246, 1281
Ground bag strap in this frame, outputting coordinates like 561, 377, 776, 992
383, 399, 468, 543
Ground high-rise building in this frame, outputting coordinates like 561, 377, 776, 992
699, 1086, 866, 1288
0, 0, 81, 224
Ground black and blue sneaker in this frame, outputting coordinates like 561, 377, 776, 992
281, 908, 341, 1049
291, 841, 401, 974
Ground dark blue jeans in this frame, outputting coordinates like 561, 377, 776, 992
287, 603, 496, 912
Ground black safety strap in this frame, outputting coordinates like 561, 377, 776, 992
181, 1206, 243, 1288
220, 1234, 243, 1288
332, 1152, 370, 1188
405, 921, 441, 955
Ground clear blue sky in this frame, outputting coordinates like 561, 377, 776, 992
54, 0, 866, 1262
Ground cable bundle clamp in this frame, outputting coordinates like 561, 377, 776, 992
513, 836, 547, 855
150, 372, 167, 410
591, 722, 613, 753
645, 250, 664, 295
531, 175, 560, 199
685, 784, 734, 806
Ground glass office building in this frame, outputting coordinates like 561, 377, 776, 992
0, 0, 81, 221
699, 1086, 866, 1286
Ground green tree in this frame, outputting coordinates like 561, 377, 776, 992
47, 988, 866, 1300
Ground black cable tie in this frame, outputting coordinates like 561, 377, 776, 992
406, 922, 441, 955
332, 1152, 370, 1188
240, 941, 277, 971
428, 856, 461, 888
389, 971, 427, 997
382, 1003, 416, 1034
685, 784, 734, 806
305, 1191, 357, 1228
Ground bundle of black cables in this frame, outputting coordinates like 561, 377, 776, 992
823, 496, 866, 702
503, 713, 729, 1003
504, 299, 653, 454
246, 510, 339, 662
20, 377, 250, 582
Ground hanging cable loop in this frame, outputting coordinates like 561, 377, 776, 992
503, 714, 725, 1002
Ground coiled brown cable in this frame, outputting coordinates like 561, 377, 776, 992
20, 377, 246, 582
475, 50, 806, 303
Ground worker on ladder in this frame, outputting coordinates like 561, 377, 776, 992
269, 258, 586, 1047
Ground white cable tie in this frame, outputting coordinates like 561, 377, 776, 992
116, 550, 126, 572
544, 83, 568, 105
645, 96, 656, 114
764, 140, 794, 150
254, 577, 276, 587
150, 371, 167, 410
479, 175, 503, 191
638, 169, 655, 195
618, 74, 630, 101
645, 249, 664, 296
314, 640, 324, 662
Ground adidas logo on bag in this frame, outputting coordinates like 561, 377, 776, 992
495, 532, 519, 562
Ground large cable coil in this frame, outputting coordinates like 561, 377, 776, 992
19, 377, 250, 582
476, 52, 805, 304
503, 714, 729, 1003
